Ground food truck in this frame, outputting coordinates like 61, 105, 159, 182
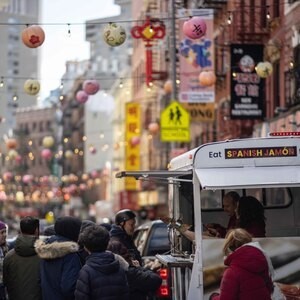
116, 134, 300, 299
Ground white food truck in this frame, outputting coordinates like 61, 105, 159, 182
116, 133, 300, 299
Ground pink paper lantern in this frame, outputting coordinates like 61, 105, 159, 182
41, 148, 52, 160
89, 146, 97, 154
91, 170, 99, 179
3, 172, 13, 182
22, 174, 33, 184
148, 122, 160, 134
183, 16, 207, 39
76, 90, 89, 104
83, 80, 100, 95
15, 155, 22, 164
130, 136, 140, 146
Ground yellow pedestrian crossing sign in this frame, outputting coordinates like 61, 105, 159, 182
160, 101, 190, 142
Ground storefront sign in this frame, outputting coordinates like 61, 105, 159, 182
181, 103, 215, 122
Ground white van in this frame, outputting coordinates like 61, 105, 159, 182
116, 134, 300, 300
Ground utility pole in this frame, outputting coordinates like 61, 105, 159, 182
170, 0, 177, 101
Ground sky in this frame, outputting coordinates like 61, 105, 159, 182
39, 0, 120, 99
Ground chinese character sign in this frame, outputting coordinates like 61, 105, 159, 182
230, 44, 265, 120
125, 103, 141, 191
178, 9, 214, 103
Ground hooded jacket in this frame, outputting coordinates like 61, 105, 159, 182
75, 251, 129, 300
109, 224, 142, 265
211, 244, 273, 300
3, 234, 41, 300
35, 235, 82, 300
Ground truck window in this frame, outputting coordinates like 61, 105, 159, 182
148, 225, 170, 256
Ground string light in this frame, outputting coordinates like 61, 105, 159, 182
0, 77, 4, 88
59, 80, 64, 89
227, 12, 232, 25
266, 6, 271, 19
12, 94, 18, 101
67, 23, 71, 37
119, 79, 123, 88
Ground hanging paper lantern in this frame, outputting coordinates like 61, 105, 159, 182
130, 136, 140, 146
255, 61, 273, 78
41, 149, 52, 160
8, 149, 18, 160
3, 172, 13, 182
22, 174, 33, 184
103, 23, 126, 47
76, 90, 89, 104
91, 170, 99, 179
199, 70, 216, 87
163, 80, 172, 94
42, 136, 55, 148
82, 173, 89, 181
183, 16, 207, 39
89, 146, 97, 154
6, 138, 17, 150
64, 150, 73, 159
148, 122, 160, 134
16, 191, 25, 202
79, 183, 87, 191
24, 79, 40, 95
83, 80, 100, 95
15, 155, 22, 164
21, 25, 45, 48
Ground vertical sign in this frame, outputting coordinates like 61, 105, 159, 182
125, 103, 141, 190
230, 44, 265, 119
178, 9, 214, 103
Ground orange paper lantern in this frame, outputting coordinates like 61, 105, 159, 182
163, 80, 172, 94
199, 71, 216, 87
148, 122, 160, 134
6, 138, 17, 150
21, 25, 45, 48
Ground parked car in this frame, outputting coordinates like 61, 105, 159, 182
134, 220, 172, 300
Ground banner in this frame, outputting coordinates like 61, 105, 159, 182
230, 44, 265, 120
178, 9, 214, 103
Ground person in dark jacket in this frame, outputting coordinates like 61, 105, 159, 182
35, 216, 82, 300
110, 209, 142, 265
107, 240, 162, 300
75, 225, 129, 300
3, 216, 41, 300
209, 228, 273, 300
0, 221, 8, 300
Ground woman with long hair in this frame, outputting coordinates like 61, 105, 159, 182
236, 195, 266, 237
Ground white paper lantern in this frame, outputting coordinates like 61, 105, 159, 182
103, 23, 126, 47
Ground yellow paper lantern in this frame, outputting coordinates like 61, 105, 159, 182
42, 136, 54, 148
24, 79, 40, 95
255, 61, 273, 78
64, 150, 73, 159
8, 149, 18, 159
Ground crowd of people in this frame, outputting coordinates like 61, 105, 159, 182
0, 209, 162, 300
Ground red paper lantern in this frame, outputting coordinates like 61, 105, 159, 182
83, 80, 100, 95
148, 122, 160, 134
41, 149, 52, 160
3, 172, 13, 182
183, 16, 207, 39
76, 90, 89, 104
21, 25, 45, 48
163, 80, 172, 94
6, 138, 17, 150
199, 71, 216, 87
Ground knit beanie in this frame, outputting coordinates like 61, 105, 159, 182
54, 216, 82, 242
0, 221, 7, 231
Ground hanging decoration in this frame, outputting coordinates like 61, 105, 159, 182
103, 23, 126, 47
89, 145, 97, 154
131, 16, 166, 87
42, 136, 55, 148
2, 171, 13, 182
76, 90, 89, 103
130, 136, 140, 146
22, 174, 33, 184
15, 155, 22, 164
8, 149, 18, 159
64, 150, 73, 159
24, 79, 40, 95
255, 61, 273, 78
21, 25, 45, 48
6, 138, 17, 150
83, 80, 100, 95
163, 80, 172, 94
148, 122, 160, 134
199, 70, 216, 86
183, 16, 207, 39
41, 149, 52, 160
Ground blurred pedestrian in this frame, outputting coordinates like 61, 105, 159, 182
108, 240, 162, 300
3, 216, 41, 300
42, 225, 55, 236
0, 221, 8, 300
75, 225, 129, 300
35, 216, 82, 300
110, 209, 142, 265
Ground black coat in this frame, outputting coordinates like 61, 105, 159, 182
74, 251, 129, 300
126, 266, 162, 300
109, 225, 142, 265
